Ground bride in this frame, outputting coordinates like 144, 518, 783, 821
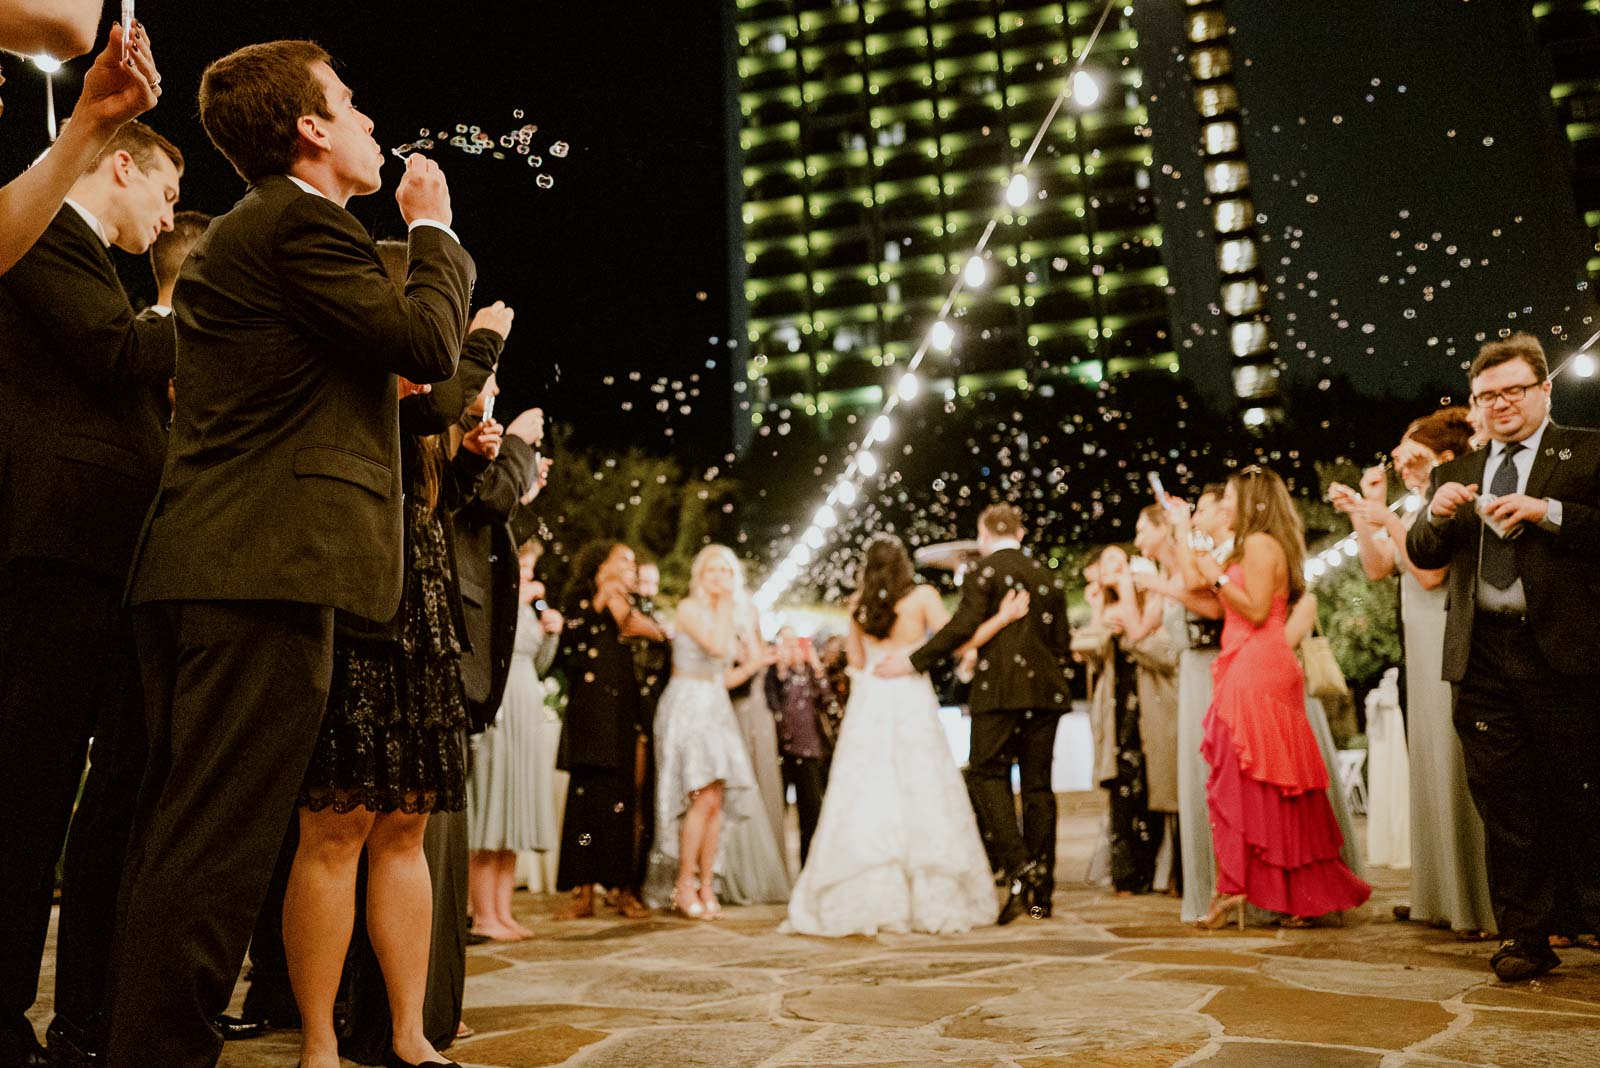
784, 534, 1028, 937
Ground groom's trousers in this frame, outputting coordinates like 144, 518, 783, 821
966, 708, 1060, 886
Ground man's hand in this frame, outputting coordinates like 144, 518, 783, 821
1484, 493, 1548, 530
397, 377, 431, 400
519, 456, 553, 505
872, 652, 915, 678
539, 609, 564, 635
461, 419, 502, 460
395, 154, 452, 228
1430, 481, 1478, 519
72, 21, 160, 135
468, 300, 514, 341
505, 407, 544, 445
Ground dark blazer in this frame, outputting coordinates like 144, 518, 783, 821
127, 176, 475, 622
1406, 421, 1600, 682
448, 431, 536, 732
909, 546, 1074, 714
0, 207, 175, 581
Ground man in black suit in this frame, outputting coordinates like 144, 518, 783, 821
875, 503, 1074, 924
107, 41, 474, 1068
1407, 332, 1600, 982
0, 120, 181, 1068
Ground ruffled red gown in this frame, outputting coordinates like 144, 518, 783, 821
1202, 567, 1371, 916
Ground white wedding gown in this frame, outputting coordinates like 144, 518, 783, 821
783, 640, 997, 937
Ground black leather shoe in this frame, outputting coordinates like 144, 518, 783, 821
45, 1018, 100, 1066
2, 1033, 50, 1068
1491, 938, 1560, 982
212, 1014, 270, 1041
997, 861, 1040, 927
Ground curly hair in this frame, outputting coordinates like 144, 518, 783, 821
853, 534, 917, 640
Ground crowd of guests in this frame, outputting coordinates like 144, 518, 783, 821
1, 10, 1598, 1068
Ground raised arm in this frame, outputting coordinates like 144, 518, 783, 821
276, 196, 472, 384
400, 328, 499, 436
1407, 467, 1474, 571
0, 0, 100, 58
955, 587, 1029, 658
677, 597, 735, 661
908, 575, 989, 675
1197, 533, 1286, 627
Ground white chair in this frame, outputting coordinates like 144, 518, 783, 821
1335, 748, 1368, 817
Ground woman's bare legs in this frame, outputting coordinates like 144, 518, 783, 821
365, 810, 441, 1066
495, 850, 533, 936
695, 782, 725, 915
284, 806, 375, 1068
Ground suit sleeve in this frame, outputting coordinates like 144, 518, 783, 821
274, 195, 473, 383
399, 328, 500, 436
2, 220, 175, 388
452, 434, 535, 523
910, 578, 989, 674
1405, 468, 1456, 570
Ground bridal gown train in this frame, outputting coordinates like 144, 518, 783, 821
784, 642, 996, 937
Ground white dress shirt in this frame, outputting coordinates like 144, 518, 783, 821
63, 198, 111, 248
284, 175, 460, 245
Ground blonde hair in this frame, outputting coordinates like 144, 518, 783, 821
688, 544, 745, 604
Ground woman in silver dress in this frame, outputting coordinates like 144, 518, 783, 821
1333, 407, 1495, 937
646, 545, 783, 917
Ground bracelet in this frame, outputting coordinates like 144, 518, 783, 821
1212, 573, 1231, 592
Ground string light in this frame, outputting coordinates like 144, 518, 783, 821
753, 0, 1121, 608
963, 255, 988, 288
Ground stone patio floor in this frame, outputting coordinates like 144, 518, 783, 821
33, 793, 1600, 1066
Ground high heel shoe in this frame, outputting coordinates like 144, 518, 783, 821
1194, 893, 1247, 931
672, 879, 706, 920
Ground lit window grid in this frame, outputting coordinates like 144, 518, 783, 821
736, 1, 1170, 422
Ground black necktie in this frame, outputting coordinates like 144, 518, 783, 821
1481, 441, 1523, 590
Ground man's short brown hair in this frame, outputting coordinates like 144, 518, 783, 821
150, 211, 211, 292
199, 40, 333, 183
978, 503, 1025, 540
1469, 332, 1549, 385
90, 119, 184, 175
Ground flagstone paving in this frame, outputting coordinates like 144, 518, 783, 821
29, 793, 1600, 1065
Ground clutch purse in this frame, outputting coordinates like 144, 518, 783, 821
1300, 617, 1349, 699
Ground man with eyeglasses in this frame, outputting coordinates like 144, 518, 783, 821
1408, 332, 1600, 982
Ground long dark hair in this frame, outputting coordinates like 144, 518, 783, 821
853, 534, 916, 639
566, 539, 624, 609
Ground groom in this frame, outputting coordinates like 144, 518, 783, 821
876, 503, 1073, 924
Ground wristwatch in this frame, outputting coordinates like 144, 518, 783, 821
1211, 573, 1231, 592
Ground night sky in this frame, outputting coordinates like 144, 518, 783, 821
0, 1, 739, 459
5, 0, 1600, 475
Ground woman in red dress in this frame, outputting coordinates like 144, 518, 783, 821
1191, 467, 1371, 928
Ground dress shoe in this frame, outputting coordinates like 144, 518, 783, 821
1, 1032, 50, 1068
212, 1014, 269, 1041
45, 1018, 101, 1066
1491, 938, 1560, 982
997, 861, 1041, 926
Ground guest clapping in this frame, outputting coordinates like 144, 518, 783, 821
764, 630, 834, 866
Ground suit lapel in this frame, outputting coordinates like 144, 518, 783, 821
57, 207, 122, 289
1524, 423, 1563, 501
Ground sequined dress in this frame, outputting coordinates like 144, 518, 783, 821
299, 498, 470, 814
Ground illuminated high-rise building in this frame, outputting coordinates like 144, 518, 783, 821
1533, 1, 1600, 284
732, 0, 1174, 443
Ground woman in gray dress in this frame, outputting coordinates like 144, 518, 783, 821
722, 605, 791, 900
1333, 407, 1495, 936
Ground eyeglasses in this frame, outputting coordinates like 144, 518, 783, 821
1470, 381, 1542, 409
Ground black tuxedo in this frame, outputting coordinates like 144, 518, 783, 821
1406, 421, 1600, 943
448, 433, 537, 732
0, 207, 175, 1061
910, 546, 1073, 885
108, 177, 474, 1068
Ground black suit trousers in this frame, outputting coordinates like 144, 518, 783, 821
781, 755, 829, 866
0, 562, 144, 1052
1452, 616, 1600, 943
106, 601, 334, 1068
966, 709, 1060, 884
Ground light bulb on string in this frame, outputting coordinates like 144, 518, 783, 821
836, 480, 858, 506
1341, 540, 1359, 557
897, 372, 920, 401
870, 414, 892, 442
857, 450, 878, 477
930, 320, 955, 351
1070, 69, 1100, 108
1574, 352, 1598, 378
963, 255, 988, 288
814, 504, 838, 529
1005, 173, 1030, 208
804, 526, 825, 550
31, 54, 61, 73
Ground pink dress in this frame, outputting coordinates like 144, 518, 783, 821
1201, 566, 1371, 916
